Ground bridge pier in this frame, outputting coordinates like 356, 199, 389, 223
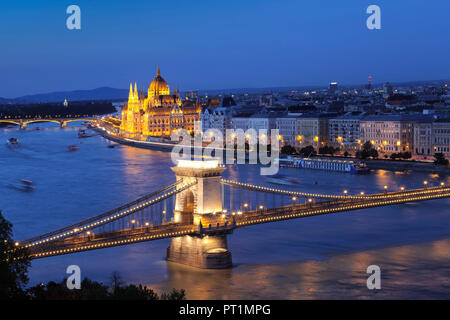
167, 160, 232, 269
60, 121, 67, 128
19, 120, 27, 129
167, 233, 232, 269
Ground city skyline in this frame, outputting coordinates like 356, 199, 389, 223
1, 0, 449, 97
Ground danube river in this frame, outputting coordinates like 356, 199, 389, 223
1, 124, 450, 299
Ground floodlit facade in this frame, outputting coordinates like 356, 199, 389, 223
120, 66, 200, 138
328, 113, 365, 149
360, 115, 420, 154
414, 119, 450, 159
295, 114, 331, 148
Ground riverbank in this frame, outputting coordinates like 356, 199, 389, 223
97, 128, 450, 174
365, 159, 450, 174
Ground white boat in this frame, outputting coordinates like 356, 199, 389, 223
276, 156, 370, 174
9, 179, 35, 192
266, 174, 301, 186
7, 137, 19, 145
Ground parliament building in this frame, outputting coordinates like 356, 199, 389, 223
120, 66, 200, 138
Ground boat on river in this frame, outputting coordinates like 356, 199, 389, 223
266, 174, 301, 186
8, 179, 35, 192
276, 156, 370, 174
7, 137, 19, 145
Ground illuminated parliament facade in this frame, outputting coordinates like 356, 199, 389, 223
120, 66, 200, 138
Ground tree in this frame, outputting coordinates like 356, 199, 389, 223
112, 284, 158, 300
0, 211, 31, 300
434, 153, 449, 165
318, 145, 338, 156
160, 288, 186, 300
27, 276, 185, 300
356, 141, 378, 159
28, 278, 110, 300
362, 141, 373, 152
281, 145, 296, 155
299, 145, 316, 157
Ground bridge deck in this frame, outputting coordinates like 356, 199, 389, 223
25, 186, 450, 259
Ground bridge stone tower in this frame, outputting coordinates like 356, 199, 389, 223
167, 160, 232, 269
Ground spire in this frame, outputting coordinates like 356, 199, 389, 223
129, 83, 133, 99
134, 82, 138, 98
157, 64, 160, 77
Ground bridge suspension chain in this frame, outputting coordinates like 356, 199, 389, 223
221, 179, 449, 200
21, 180, 197, 248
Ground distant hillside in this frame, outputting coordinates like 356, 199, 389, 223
12, 87, 128, 103
0, 97, 13, 104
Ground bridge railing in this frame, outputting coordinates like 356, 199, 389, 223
20, 179, 188, 247
221, 179, 450, 200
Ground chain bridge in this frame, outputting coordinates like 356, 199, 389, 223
15, 160, 450, 269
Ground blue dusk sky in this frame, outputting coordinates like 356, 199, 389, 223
0, 0, 449, 97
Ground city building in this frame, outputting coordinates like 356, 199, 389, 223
414, 119, 450, 159
120, 66, 200, 138
201, 103, 233, 136
433, 119, 450, 158
329, 82, 338, 95
276, 115, 298, 146
328, 112, 366, 149
383, 82, 393, 97
360, 115, 424, 154
295, 114, 333, 148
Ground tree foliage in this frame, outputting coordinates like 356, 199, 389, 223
281, 144, 296, 155
0, 210, 186, 300
434, 153, 449, 165
0, 211, 31, 300
318, 145, 339, 155
298, 145, 316, 157
356, 141, 378, 159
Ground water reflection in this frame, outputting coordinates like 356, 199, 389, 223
151, 238, 450, 299
1, 124, 449, 299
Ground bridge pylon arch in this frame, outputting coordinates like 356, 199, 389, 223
167, 160, 232, 269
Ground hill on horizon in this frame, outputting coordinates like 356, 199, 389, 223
0, 79, 448, 104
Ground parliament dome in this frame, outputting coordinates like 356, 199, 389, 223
148, 65, 170, 96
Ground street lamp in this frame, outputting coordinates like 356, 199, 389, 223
343, 190, 348, 195
360, 191, 365, 195
400, 186, 405, 191
423, 180, 428, 186
440, 182, 445, 187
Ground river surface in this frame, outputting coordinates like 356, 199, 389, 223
1, 124, 449, 299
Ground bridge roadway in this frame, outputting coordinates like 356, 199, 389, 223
26, 185, 450, 259
0, 117, 96, 128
